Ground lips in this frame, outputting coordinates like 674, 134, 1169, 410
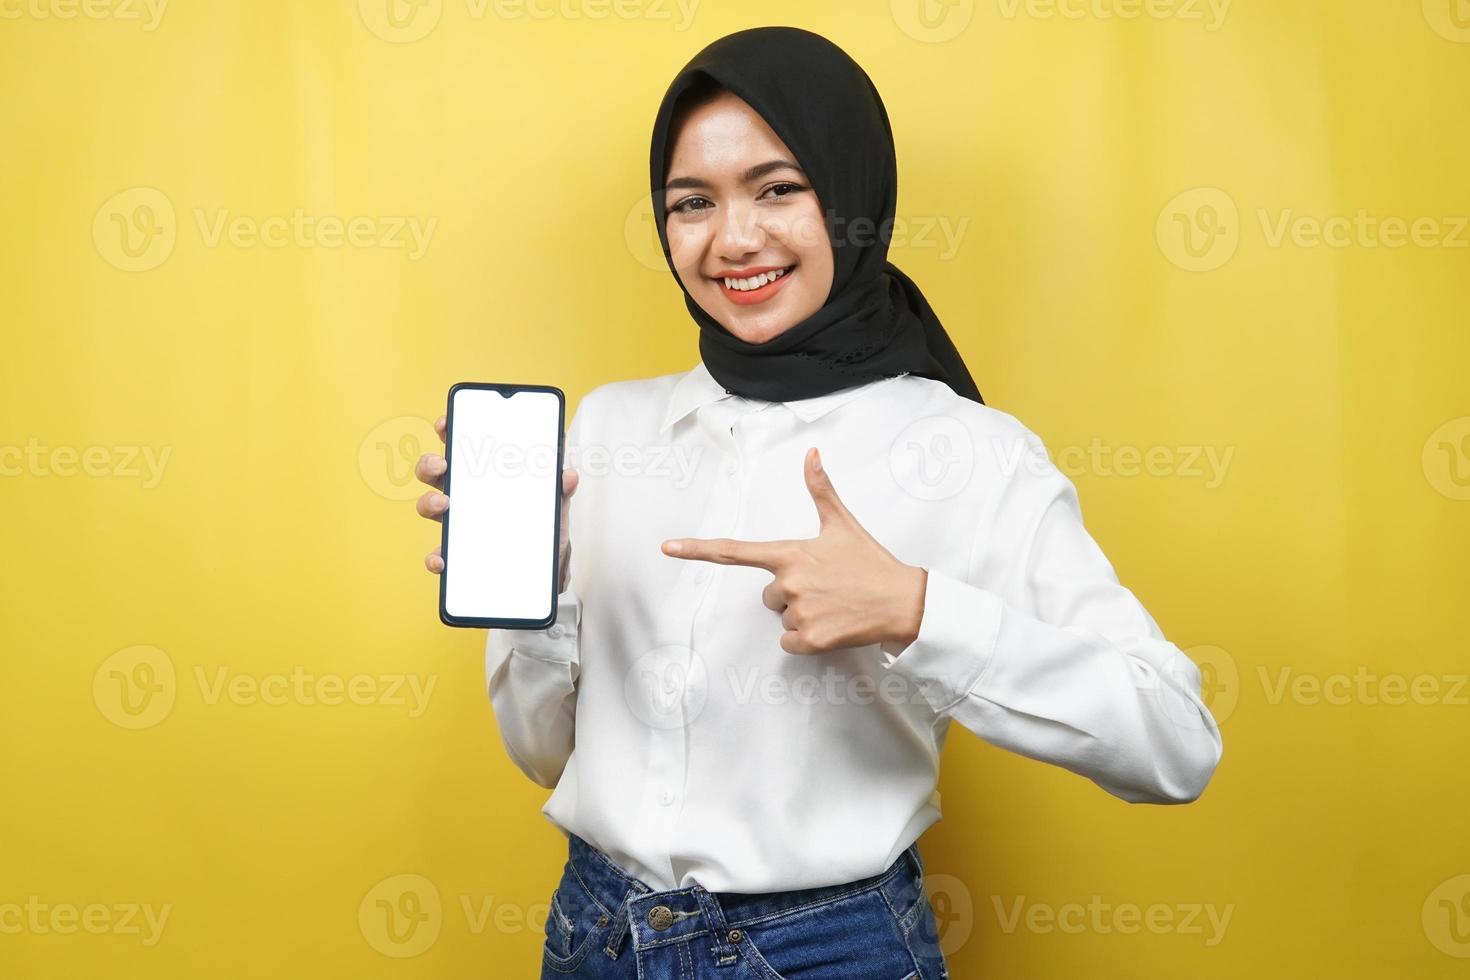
712, 264, 796, 306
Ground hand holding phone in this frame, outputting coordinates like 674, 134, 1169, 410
415, 421, 579, 591
419, 383, 569, 629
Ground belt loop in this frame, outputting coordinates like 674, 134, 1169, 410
692, 887, 740, 967
908, 841, 926, 879
602, 884, 643, 960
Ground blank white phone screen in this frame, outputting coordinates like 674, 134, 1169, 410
443, 388, 560, 622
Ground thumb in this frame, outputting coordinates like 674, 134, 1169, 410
804, 448, 852, 530
562, 466, 580, 499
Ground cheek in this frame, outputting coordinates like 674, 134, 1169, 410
666, 222, 709, 279
766, 208, 828, 259
775, 206, 834, 294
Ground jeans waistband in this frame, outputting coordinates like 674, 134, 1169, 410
564, 832, 926, 958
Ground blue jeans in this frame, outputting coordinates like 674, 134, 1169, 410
540, 832, 950, 979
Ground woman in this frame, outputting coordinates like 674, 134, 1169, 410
415, 26, 1222, 979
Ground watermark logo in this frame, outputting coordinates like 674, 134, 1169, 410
992, 894, 1233, 945
631, 193, 972, 273
94, 190, 437, 271
1257, 665, 1468, 707
0, 439, 172, 488
192, 208, 436, 258
624, 644, 707, 729
360, 415, 440, 501
359, 874, 442, 958
1187, 644, 1239, 725
625, 193, 668, 273
1258, 209, 1468, 250
923, 873, 975, 956
1423, 0, 1470, 42
1157, 187, 1239, 272
996, 0, 1230, 30
360, 0, 698, 41
1151, 643, 1238, 728
1161, 189, 1469, 271
93, 187, 176, 273
890, 415, 975, 501
93, 646, 176, 730
568, 441, 702, 488
725, 663, 970, 712
356, 880, 563, 945
990, 435, 1236, 489
1423, 874, 1470, 957
449, 431, 560, 483
1422, 416, 1470, 501
459, 893, 551, 934
0, 898, 172, 945
95, 648, 437, 725
193, 667, 436, 716
0, 0, 168, 30
891, 0, 974, 42
359, 0, 443, 42
483, 0, 699, 29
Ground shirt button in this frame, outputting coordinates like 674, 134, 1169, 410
546, 624, 564, 639
724, 461, 737, 476
658, 789, 675, 806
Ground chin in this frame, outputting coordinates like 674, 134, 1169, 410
721, 316, 792, 344
696, 294, 817, 344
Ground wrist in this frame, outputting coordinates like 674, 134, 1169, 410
887, 564, 927, 646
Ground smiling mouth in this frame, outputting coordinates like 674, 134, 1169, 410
713, 265, 796, 305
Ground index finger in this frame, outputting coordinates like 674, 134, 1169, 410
434, 415, 446, 445
661, 537, 794, 572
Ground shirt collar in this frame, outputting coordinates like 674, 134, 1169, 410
659, 361, 903, 433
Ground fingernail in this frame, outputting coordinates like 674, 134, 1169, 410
664, 540, 682, 555
812, 449, 822, 472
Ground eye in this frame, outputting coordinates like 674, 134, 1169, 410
668, 195, 713, 215
763, 182, 808, 200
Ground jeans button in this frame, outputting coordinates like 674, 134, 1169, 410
648, 905, 674, 931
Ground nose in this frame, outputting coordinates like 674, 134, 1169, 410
713, 199, 766, 262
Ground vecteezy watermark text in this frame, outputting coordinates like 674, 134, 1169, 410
0, 898, 172, 946
0, 439, 171, 488
93, 187, 437, 272
992, 895, 1234, 945
0, 0, 167, 30
358, 0, 699, 43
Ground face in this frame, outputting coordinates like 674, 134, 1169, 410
662, 90, 835, 344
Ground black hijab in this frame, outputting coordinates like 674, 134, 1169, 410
648, 26, 984, 406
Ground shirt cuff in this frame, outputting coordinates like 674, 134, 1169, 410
500, 587, 581, 665
878, 568, 1004, 715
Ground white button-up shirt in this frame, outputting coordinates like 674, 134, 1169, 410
485, 360, 1222, 893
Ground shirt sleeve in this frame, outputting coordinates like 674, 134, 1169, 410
878, 432, 1223, 804
483, 396, 587, 789
485, 587, 581, 788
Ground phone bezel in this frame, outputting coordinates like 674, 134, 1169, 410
438, 381, 566, 630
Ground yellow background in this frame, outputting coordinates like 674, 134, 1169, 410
3, 0, 1468, 976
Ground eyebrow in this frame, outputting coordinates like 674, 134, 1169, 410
665, 159, 805, 191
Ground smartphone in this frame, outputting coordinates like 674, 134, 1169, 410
438, 382, 565, 629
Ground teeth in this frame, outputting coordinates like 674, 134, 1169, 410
723, 267, 789, 291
